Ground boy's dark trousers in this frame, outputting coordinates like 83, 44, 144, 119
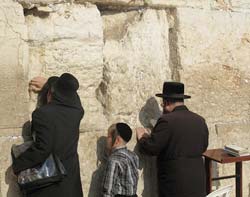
115, 195, 137, 197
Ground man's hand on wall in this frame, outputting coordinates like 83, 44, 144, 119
29, 76, 47, 93
135, 127, 150, 140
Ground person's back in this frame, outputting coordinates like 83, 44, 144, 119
36, 99, 84, 197
157, 105, 208, 197
107, 147, 138, 196
137, 82, 209, 197
159, 106, 208, 160
42, 103, 83, 161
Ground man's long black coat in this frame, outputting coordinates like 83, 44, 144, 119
12, 96, 84, 197
139, 105, 209, 197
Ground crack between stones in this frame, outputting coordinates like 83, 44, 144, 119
167, 8, 182, 81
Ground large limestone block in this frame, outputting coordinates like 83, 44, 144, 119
214, 122, 250, 197
148, 0, 211, 8
75, 0, 144, 7
0, 1, 29, 133
78, 131, 157, 197
98, 9, 171, 126
25, 3, 107, 131
78, 131, 106, 197
175, 8, 250, 124
0, 136, 23, 197
16, 0, 70, 9
231, 0, 250, 9
211, 0, 250, 11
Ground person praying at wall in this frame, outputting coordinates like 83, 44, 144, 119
102, 123, 139, 197
34, 76, 59, 108
12, 73, 84, 197
136, 82, 209, 197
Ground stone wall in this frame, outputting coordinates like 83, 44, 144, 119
1, 0, 250, 196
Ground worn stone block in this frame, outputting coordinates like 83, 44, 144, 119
0, 1, 29, 132
76, 0, 144, 7
175, 8, 250, 124
25, 3, 107, 131
231, 0, 250, 9
211, 0, 250, 11
0, 136, 23, 197
98, 9, 170, 126
16, 0, 71, 9
148, 0, 211, 8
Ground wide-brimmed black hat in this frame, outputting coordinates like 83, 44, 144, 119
155, 82, 191, 99
53, 73, 79, 98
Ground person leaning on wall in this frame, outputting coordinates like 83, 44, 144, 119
136, 82, 209, 197
12, 73, 84, 197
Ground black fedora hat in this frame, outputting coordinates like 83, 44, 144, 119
53, 73, 79, 98
155, 82, 191, 99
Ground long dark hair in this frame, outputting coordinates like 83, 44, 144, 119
37, 76, 59, 108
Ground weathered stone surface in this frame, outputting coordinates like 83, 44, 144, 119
175, 8, 250, 124
148, 0, 211, 8
17, 0, 70, 9
16, 0, 250, 11
0, 1, 29, 132
98, 9, 171, 126
76, 0, 213, 9
0, 136, 23, 197
26, 3, 108, 131
211, 0, 250, 11
231, 0, 250, 9
76, 0, 144, 7
78, 131, 106, 197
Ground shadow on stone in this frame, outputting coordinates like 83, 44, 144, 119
22, 121, 32, 142
5, 167, 22, 197
139, 97, 161, 129
248, 183, 250, 197
133, 143, 158, 197
136, 97, 161, 197
88, 136, 108, 197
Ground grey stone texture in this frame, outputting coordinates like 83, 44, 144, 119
0, 0, 29, 133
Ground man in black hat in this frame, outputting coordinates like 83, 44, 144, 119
136, 82, 209, 197
103, 123, 139, 197
12, 73, 84, 197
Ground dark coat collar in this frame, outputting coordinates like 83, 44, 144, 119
173, 105, 189, 112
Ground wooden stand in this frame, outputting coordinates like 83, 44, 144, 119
203, 149, 250, 197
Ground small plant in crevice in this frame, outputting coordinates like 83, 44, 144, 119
144, 0, 152, 6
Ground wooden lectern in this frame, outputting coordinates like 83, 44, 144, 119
203, 149, 250, 197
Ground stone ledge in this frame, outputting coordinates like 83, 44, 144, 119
12, 0, 196, 9
16, 0, 250, 12
76, 0, 208, 9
